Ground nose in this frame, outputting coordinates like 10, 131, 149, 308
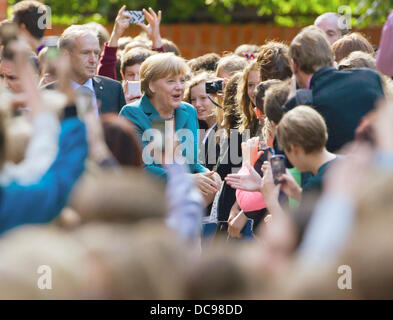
175, 80, 184, 90
89, 52, 98, 64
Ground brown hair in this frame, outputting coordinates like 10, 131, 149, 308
11, 0, 47, 39
188, 53, 220, 74
222, 72, 242, 134
237, 61, 260, 134
276, 105, 328, 153
257, 41, 292, 81
289, 26, 334, 74
162, 38, 181, 56
120, 47, 156, 75
263, 80, 289, 124
101, 114, 143, 167
332, 32, 374, 62
255, 79, 282, 113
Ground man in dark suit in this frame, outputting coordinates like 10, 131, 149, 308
45, 25, 125, 114
285, 26, 384, 152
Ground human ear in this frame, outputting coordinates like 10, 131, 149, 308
290, 59, 298, 75
149, 81, 156, 94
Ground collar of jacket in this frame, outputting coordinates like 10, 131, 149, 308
140, 94, 188, 130
309, 66, 336, 89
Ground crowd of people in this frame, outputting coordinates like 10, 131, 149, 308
0, 1, 392, 299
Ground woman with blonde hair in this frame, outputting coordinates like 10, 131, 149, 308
120, 53, 221, 202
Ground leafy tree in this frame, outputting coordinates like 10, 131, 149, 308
7, 0, 392, 25
206, 0, 393, 26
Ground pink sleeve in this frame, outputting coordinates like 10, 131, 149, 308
97, 42, 118, 80
376, 10, 393, 77
235, 166, 266, 212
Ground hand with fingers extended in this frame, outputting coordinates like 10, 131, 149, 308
137, 8, 162, 49
109, 5, 131, 47
225, 163, 262, 192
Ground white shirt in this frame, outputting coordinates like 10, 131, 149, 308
71, 79, 99, 117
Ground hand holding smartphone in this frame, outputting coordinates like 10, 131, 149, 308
270, 155, 286, 185
125, 10, 145, 24
127, 81, 141, 97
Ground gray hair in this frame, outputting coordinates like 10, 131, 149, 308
58, 25, 99, 51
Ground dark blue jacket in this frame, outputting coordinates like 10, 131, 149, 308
285, 67, 385, 152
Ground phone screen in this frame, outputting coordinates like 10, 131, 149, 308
127, 80, 141, 97
270, 155, 286, 184
126, 10, 145, 24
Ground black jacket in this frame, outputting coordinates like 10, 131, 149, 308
285, 67, 384, 152
43, 75, 126, 114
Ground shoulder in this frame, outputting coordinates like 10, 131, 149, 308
180, 101, 197, 115
119, 101, 145, 122
94, 75, 122, 88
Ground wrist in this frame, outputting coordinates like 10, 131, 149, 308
292, 184, 303, 202
152, 35, 163, 49
265, 198, 281, 214
108, 34, 120, 47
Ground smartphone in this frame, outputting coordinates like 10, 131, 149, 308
270, 154, 286, 185
127, 80, 141, 97
126, 10, 145, 24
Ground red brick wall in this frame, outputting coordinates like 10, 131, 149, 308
46, 23, 382, 60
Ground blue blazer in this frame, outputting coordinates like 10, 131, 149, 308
120, 94, 208, 179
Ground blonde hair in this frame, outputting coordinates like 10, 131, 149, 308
276, 106, 328, 153
289, 26, 334, 74
140, 53, 189, 97
238, 61, 260, 135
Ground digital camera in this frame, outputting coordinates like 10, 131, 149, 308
205, 79, 225, 94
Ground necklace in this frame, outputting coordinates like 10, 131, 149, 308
162, 112, 175, 121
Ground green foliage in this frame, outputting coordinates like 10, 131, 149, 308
207, 0, 392, 26
7, 0, 392, 25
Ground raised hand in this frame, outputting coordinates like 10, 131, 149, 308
137, 8, 162, 49
261, 161, 281, 207
108, 5, 131, 47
